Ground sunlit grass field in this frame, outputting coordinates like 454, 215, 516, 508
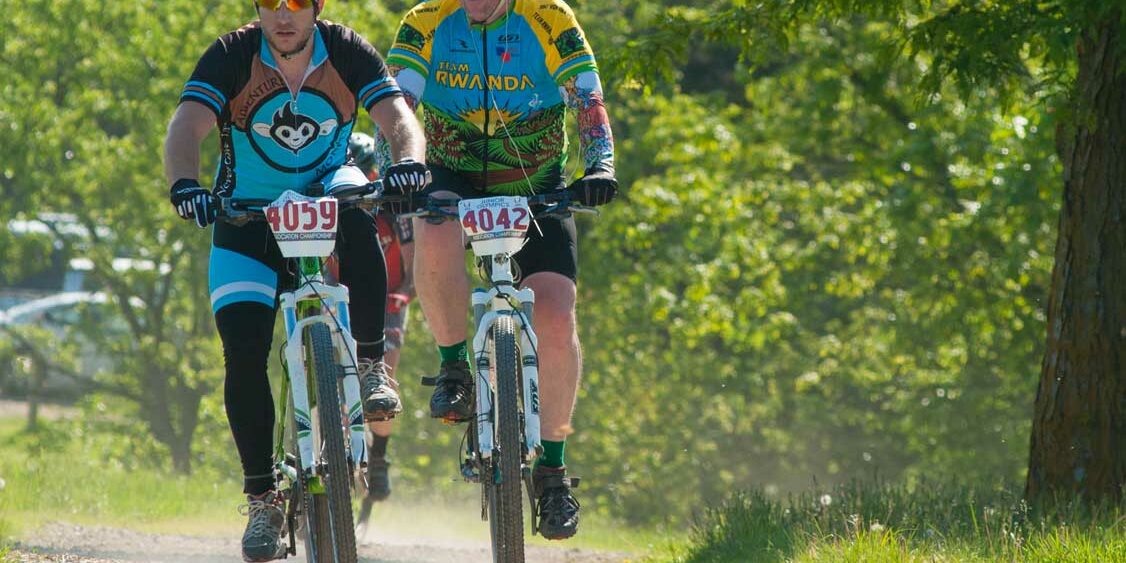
660, 482, 1126, 562
0, 415, 238, 538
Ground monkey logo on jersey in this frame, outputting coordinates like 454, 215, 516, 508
252, 102, 337, 152
247, 93, 343, 172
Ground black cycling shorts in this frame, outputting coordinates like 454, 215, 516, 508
422, 164, 578, 283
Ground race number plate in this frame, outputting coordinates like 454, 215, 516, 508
458, 196, 532, 256
265, 190, 338, 258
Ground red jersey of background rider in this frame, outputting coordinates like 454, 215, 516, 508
376, 213, 413, 290
325, 213, 412, 289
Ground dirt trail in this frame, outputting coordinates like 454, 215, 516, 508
2, 402, 634, 562
7, 522, 631, 563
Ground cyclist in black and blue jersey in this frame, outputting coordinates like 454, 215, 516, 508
377, 0, 619, 541
162, 1, 429, 560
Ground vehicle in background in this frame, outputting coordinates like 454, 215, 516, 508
0, 292, 132, 400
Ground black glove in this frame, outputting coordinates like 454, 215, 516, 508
382, 159, 432, 214
170, 179, 218, 228
567, 164, 618, 207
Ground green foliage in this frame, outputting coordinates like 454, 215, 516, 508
574, 12, 1059, 523
599, 1, 1104, 101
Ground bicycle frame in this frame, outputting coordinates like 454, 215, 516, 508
272, 255, 366, 489
409, 192, 592, 554
470, 254, 543, 464
221, 185, 386, 562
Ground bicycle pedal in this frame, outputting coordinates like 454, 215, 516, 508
420, 375, 439, 386
568, 477, 581, 489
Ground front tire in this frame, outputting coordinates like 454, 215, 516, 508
306, 323, 358, 563
487, 314, 525, 562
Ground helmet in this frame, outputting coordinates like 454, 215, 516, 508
348, 132, 376, 174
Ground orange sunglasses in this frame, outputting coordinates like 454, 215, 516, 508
256, 0, 317, 11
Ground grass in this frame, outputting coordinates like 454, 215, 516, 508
662, 481, 1126, 562
0, 415, 240, 539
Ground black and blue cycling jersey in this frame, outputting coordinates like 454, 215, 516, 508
179, 20, 402, 201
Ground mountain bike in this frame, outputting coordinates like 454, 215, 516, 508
219, 181, 388, 563
407, 192, 593, 563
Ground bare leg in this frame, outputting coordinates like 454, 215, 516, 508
521, 272, 580, 441
413, 191, 470, 348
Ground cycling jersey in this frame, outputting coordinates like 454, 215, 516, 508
384, 0, 610, 195
179, 21, 402, 201
376, 213, 413, 291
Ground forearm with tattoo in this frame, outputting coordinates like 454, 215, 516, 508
562, 71, 615, 171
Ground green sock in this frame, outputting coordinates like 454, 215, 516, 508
438, 341, 468, 364
538, 440, 566, 468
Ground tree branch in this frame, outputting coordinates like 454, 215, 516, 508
1, 325, 142, 402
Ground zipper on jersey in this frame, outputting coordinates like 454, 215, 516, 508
267, 36, 324, 187
481, 25, 490, 191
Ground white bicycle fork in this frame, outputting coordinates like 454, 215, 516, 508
278, 281, 366, 478
470, 256, 544, 464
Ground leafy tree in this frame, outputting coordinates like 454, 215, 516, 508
0, 0, 250, 473
0, 0, 412, 475
612, 0, 1124, 505
575, 17, 1059, 521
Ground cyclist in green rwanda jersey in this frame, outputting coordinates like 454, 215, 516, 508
376, 0, 615, 196
374, 0, 619, 542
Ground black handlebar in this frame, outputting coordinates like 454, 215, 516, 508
401, 190, 597, 222
218, 180, 404, 223
218, 181, 595, 225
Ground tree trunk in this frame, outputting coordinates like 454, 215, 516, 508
141, 372, 204, 476
27, 356, 46, 431
1025, 13, 1126, 504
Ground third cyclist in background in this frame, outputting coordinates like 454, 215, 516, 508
336, 132, 418, 502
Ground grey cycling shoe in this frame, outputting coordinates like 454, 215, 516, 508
239, 490, 286, 562
359, 358, 402, 421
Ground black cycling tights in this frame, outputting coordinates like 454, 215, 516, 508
215, 208, 388, 495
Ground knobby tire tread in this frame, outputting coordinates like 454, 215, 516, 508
310, 324, 358, 563
488, 315, 525, 562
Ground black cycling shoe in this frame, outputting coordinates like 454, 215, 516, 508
240, 490, 286, 562
534, 465, 580, 540
427, 359, 473, 422
367, 456, 392, 501
359, 359, 401, 421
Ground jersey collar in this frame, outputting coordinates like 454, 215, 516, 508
259, 24, 328, 75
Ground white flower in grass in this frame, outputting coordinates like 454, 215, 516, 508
870, 522, 886, 532
820, 494, 833, 507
